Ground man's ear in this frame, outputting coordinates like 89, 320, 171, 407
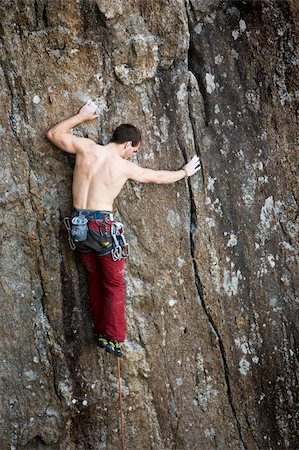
125, 141, 132, 149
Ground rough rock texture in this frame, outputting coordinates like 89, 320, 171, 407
0, 1, 298, 449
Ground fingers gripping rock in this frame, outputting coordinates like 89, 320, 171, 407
183, 155, 201, 177
78, 101, 99, 120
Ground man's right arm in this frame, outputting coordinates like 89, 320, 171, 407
125, 156, 200, 184
45, 101, 98, 154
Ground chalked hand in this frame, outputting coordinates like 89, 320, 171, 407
78, 100, 99, 121
182, 155, 200, 177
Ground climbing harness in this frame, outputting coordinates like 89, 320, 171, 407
117, 358, 125, 450
63, 211, 129, 259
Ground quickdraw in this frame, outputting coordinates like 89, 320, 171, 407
111, 222, 129, 261
63, 217, 76, 251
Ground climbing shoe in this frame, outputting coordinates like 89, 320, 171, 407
105, 340, 123, 358
97, 336, 108, 349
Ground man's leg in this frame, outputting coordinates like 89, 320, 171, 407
97, 255, 126, 343
80, 251, 106, 337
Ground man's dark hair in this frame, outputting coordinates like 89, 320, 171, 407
111, 124, 141, 147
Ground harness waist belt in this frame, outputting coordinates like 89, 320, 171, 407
73, 208, 114, 222
89, 211, 114, 221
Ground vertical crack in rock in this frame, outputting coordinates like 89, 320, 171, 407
2, 67, 23, 149
179, 102, 247, 445
34, 0, 39, 27
185, 154, 247, 449
32, 231, 52, 336
185, 1, 211, 128
183, 3, 247, 446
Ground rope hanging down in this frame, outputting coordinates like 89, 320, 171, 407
117, 358, 125, 450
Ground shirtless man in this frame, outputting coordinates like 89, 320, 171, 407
46, 100, 200, 357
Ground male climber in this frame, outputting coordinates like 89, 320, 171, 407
46, 101, 200, 357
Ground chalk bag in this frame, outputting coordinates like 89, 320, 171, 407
71, 215, 88, 242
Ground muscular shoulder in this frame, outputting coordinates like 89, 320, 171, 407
121, 159, 139, 176
76, 139, 99, 154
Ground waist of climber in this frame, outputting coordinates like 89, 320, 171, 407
72, 207, 114, 222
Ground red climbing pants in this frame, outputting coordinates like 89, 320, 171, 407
80, 252, 126, 343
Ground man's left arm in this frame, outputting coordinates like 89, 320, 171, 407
45, 101, 99, 154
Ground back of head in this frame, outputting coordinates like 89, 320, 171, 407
111, 124, 141, 147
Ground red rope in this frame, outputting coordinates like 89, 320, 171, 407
117, 358, 125, 450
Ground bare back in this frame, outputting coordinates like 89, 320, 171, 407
73, 143, 128, 211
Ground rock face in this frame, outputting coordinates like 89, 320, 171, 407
0, 0, 298, 449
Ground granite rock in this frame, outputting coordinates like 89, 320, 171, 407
0, 0, 298, 449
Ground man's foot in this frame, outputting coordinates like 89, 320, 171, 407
105, 340, 123, 358
97, 336, 108, 349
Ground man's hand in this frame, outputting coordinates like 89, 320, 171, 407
182, 155, 201, 177
78, 100, 99, 121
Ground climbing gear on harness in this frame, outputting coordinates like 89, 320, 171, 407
63, 217, 76, 250
64, 209, 129, 259
118, 229, 129, 258
111, 222, 129, 261
71, 215, 88, 242
106, 340, 123, 358
98, 336, 108, 349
